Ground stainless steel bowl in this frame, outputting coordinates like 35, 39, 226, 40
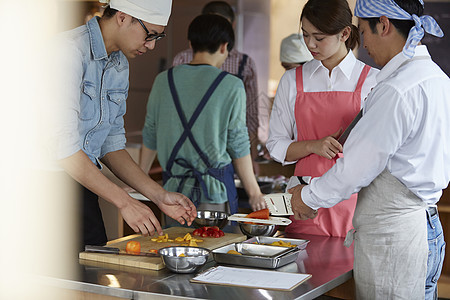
193, 210, 228, 229
238, 222, 278, 237
158, 246, 210, 274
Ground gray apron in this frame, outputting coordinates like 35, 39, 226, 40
345, 168, 428, 299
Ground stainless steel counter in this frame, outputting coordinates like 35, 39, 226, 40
56, 231, 353, 300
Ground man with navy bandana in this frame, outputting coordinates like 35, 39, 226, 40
289, 0, 448, 298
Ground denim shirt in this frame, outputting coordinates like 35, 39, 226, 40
55, 17, 129, 168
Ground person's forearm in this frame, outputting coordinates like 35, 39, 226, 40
59, 150, 131, 209
101, 149, 166, 203
233, 154, 260, 197
139, 145, 157, 175
285, 140, 314, 162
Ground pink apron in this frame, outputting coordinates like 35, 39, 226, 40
286, 65, 371, 237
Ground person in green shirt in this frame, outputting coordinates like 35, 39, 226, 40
140, 14, 266, 222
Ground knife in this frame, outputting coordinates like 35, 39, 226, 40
85, 245, 160, 257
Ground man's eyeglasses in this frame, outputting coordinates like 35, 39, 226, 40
137, 19, 166, 42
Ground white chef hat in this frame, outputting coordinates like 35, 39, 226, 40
99, 0, 172, 26
280, 33, 313, 64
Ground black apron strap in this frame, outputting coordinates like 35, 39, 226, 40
297, 176, 309, 185
236, 54, 248, 80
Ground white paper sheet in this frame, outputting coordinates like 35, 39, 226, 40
191, 266, 311, 291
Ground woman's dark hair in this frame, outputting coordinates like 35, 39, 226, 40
364, 0, 424, 39
202, 1, 235, 23
188, 14, 234, 54
301, 0, 360, 50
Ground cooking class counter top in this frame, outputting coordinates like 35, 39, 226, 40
54, 229, 354, 300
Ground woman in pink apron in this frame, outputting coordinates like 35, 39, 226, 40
267, 0, 379, 237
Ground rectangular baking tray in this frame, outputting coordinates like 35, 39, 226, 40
244, 236, 310, 250
212, 243, 302, 269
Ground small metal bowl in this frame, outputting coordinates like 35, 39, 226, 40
193, 210, 228, 229
238, 222, 278, 237
158, 246, 210, 274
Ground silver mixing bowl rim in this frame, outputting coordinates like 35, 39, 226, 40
196, 210, 229, 217
158, 246, 211, 256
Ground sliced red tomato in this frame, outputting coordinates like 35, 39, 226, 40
192, 226, 225, 238
246, 208, 270, 220
192, 228, 203, 236
126, 241, 141, 254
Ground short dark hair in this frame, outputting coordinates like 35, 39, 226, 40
363, 0, 424, 39
101, 5, 138, 23
202, 1, 235, 23
101, 5, 117, 19
301, 0, 360, 50
188, 14, 234, 54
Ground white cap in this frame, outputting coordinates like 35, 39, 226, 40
100, 0, 172, 26
280, 33, 313, 64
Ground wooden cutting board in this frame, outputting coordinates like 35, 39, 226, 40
79, 227, 246, 270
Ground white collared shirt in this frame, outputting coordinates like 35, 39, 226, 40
302, 46, 450, 207
267, 50, 379, 165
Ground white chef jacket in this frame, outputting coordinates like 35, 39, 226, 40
267, 50, 379, 165
302, 45, 450, 207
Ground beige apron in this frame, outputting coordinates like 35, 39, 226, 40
345, 168, 428, 299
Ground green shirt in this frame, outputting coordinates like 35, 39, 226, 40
143, 64, 250, 204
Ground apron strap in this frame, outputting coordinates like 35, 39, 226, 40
295, 65, 304, 94
236, 54, 248, 80
344, 228, 356, 247
354, 65, 371, 93
165, 68, 228, 174
169, 158, 211, 207
164, 68, 232, 206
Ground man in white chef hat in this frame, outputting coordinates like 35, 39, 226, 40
279, 33, 313, 71
288, 0, 448, 299
53, 0, 197, 249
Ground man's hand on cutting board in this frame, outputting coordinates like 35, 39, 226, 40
120, 197, 164, 236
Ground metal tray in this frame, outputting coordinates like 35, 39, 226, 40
212, 243, 301, 269
244, 236, 310, 250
